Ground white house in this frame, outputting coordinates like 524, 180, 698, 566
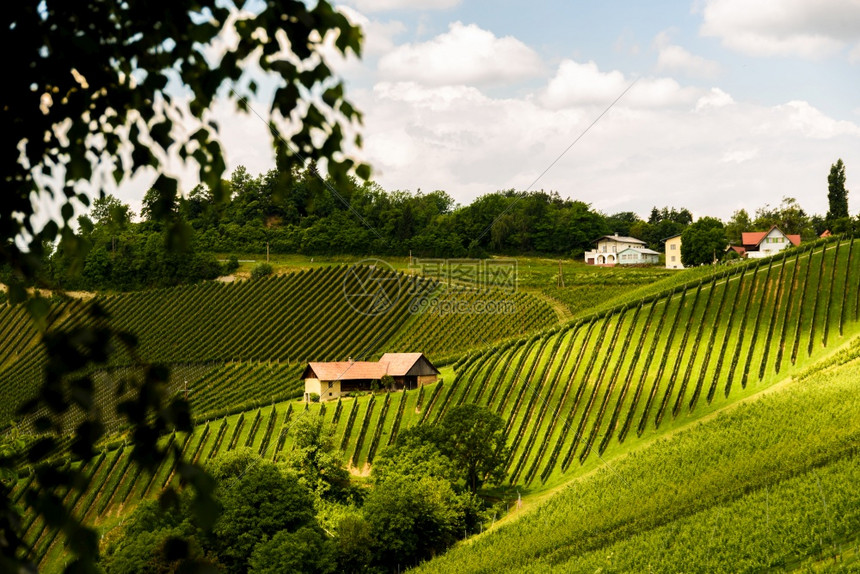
618, 247, 660, 265
731, 226, 801, 259
584, 234, 648, 266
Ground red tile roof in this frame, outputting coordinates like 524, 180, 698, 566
741, 231, 768, 247
304, 361, 387, 381
741, 226, 801, 248
379, 353, 439, 377
303, 353, 439, 380
379, 353, 425, 376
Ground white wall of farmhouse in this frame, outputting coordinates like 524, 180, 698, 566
747, 228, 794, 258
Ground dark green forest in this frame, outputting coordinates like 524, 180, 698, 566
15, 163, 854, 293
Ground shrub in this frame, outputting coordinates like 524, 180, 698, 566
251, 262, 273, 280
309, 393, 320, 403
223, 254, 239, 274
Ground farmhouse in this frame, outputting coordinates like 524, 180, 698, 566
302, 352, 439, 401
584, 233, 650, 266
664, 234, 684, 269
729, 226, 801, 259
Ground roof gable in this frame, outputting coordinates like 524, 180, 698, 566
741, 225, 800, 248
379, 352, 440, 376
593, 235, 646, 245
618, 247, 660, 255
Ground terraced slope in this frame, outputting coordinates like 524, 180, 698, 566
443, 237, 860, 486
19, 236, 860, 572
414, 335, 860, 574
0, 265, 556, 426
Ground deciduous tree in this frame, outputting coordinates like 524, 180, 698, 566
438, 404, 509, 493
681, 217, 726, 266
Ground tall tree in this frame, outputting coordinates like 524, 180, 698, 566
725, 209, 752, 245
827, 159, 849, 223
681, 217, 727, 266
438, 404, 509, 493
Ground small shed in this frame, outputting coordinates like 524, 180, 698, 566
302, 353, 439, 401
379, 352, 440, 390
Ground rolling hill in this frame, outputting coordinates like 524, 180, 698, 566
0, 264, 557, 431
6, 234, 860, 572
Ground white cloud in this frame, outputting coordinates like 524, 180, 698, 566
655, 33, 721, 79
344, 76, 860, 221
701, 0, 860, 58
721, 147, 759, 164
540, 60, 700, 109
336, 7, 407, 57
340, 0, 460, 13
769, 101, 860, 139
696, 87, 734, 111
377, 22, 544, 86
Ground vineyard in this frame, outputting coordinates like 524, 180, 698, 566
0, 265, 557, 427
414, 331, 860, 573
10, 384, 441, 571
9, 236, 860, 572
441, 236, 860, 485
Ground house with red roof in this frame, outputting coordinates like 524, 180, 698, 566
729, 225, 801, 259
302, 353, 439, 401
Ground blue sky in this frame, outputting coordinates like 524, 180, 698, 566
114, 0, 860, 222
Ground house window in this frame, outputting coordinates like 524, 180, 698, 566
671, 256, 676, 262
670, 244, 677, 250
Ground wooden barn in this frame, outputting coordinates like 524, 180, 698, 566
302, 353, 439, 402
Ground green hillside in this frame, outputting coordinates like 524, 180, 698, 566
414, 335, 860, 573
9, 235, 860, 572
0, 265, 557, 429
450, 237, 860, 486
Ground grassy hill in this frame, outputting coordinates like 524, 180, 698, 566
0, 264, 557, 430
413, 335, 860, 573
8, 235, 860, 571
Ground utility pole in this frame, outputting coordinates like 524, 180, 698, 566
557, 260, 565, 287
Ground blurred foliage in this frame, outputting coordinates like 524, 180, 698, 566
0, 0, 365, 570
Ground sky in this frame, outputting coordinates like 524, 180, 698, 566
119, 0, 860, 222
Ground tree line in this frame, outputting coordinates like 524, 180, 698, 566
5, 160, 853, 292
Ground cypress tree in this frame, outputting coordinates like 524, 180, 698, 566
827, 159, 849, 222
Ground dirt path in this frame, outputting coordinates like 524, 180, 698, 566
523, 288, 573, 323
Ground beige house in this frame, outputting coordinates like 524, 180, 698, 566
302, 352, 439, 401
664, 234, 684, 269
584, 234, 648, 266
